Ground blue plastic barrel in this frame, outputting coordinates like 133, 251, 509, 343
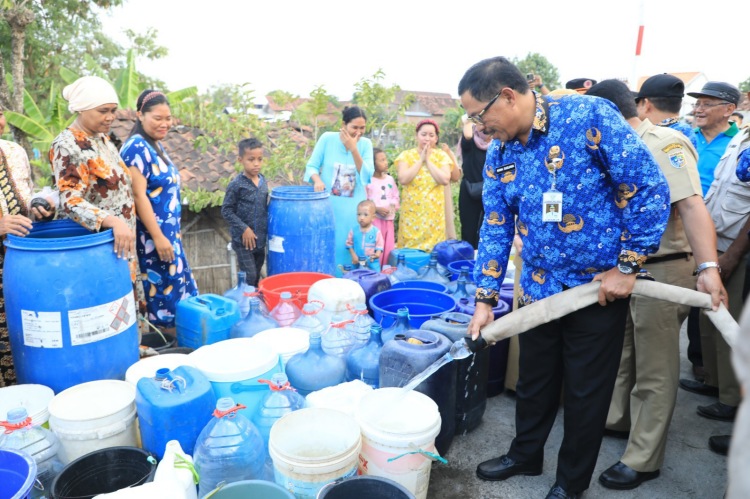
370, 289, 456, 328
175, 294, 240, 350
433, 239, 475, 267
267, 186, 335, 276
4, 220, 139, 394
447, 260, 476, 281
391, 280, 448, 293
0, 448, 37, 499
387, 249, 430, 272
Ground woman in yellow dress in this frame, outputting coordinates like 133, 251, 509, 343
396, 119, 453, 251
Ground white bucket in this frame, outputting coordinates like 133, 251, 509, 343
0, 384, 54, 429
253, 327, 310, 367
306, 380, 373, 418
125, 353, 196, 386
355, 388, 441, 499
269, 408, 361, 499
48, 380, 138, 462
307, 278, 366, 326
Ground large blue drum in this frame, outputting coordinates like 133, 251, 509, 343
267, 186, 335, 276
4, 220, 139, 393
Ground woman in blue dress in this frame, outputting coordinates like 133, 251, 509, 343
305, 106, 374, 276
120, 90, 198, 331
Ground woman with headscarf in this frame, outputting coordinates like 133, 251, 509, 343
120, 90, 198, 331
458, 117, 491, 249
50, 75, 147, 337
396, 119, 454, 251
0, 109, 54, 386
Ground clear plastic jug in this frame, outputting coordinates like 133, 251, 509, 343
269, 291, 302, 327
345, 324, 384, 388
230, 297, 279, 338
291, 301, 326, 336
450, 275, 473, 301
382, 307, 412, 343
392, 253, 419, 282
243, 286, 269, 316
0, 407, 67, 498
251, 373, 307, 452
446, 265, 478, 295
193, 397, 265, 498
345, 303, 374, 345
417, 252, 450, 285
321, 315, 356, 358
223, 271, 252, 318
285, 332, 346, 396
381, 266, 401, 285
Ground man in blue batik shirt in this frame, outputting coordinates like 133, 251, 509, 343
460, 57, 670, 499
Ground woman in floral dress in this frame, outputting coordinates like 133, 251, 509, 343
120, 90, 197, 330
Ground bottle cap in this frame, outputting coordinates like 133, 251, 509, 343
280, 291, 292, 299
216, 397, 235, 412
6, 407, 29, 423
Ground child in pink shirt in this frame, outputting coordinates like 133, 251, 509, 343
365, 148, 400, 269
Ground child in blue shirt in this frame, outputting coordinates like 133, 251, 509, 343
345, 200, 384, 270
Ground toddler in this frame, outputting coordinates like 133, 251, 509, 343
346, 199, 384, 271
365, 148, 399, 268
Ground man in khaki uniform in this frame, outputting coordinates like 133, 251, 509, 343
586, 80, 726, 490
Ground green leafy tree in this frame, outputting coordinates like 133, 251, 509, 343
292, 84, 340, 141
740, 76, 750, 94
352, 69, 415, 147
512, 52, 561, 91
441, 101, 464, 148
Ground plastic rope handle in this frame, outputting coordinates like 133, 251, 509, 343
160, 376, 187, 393
387, 448, 448, 464
345, 303, 367, 315
301, 300, 324, 315
0, 416, 32, 434
382, 266, 397, 274
212, 403, 247, 419
174, 453, 200, 485
258, 379, 298, 392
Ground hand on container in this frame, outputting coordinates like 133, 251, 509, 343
351, 253, 360, 266
0, 214, 33, 237
154, 234, 175, 263
313, 179, 326, 192
103, 216, 135, 260
468, 302, 495, 343
242, 227, 257, 250
592, 267, 636, 306
697, 267, 727, 311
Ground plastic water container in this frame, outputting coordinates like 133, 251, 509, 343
346, 325, 384, 388
307, 278, 366, 327
344, 270, 391, 312
125, 353, 196, 386
421, 312, 489, 434
193, 397, 266, 497
391, 280, 448, 293
370, 289, 456, 329
259, 272, 333, 310
447, 260, 475, 281
231, 297, 279, 339
253, 327, 311, 368
417, 252, 450, 285
176, 294, 240, 350
305, 381, 373, 418
205, 480, 295, 499
382, 308, 412, 343
346, 303, 375, 340
268, 292, 302, 327
251, 373, 307, 451
433, 239, 475, 268
450, 276, 473, 301
190, 338, 283, 419
286, 332, 345, 397
0, 447, 37, 499
48, 380, 138, 462
379, 331, 456, 456
0, 384, 54, 429
0, 407, 67, 497
390, 254, 419, 282
387, 249, 430, 272
355, 388, 440, 499
318, 476, 416, 499
223, 270, 252, 318
136, 366, 217, 460
4, 220, 139, 394
269, 408, 361, 499
292, 302, 326, 336
322, 315, 357, 358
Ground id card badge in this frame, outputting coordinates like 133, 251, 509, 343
542, 191, 563, 222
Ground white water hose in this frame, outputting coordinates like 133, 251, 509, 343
467, 280, 738, 351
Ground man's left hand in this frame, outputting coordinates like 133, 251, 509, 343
592, 267, 637, 306
696, 267, 727, 311
718, 252, 741, 284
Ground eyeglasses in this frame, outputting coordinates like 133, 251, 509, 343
466, 91, 502, 125
692, 101, 730, 110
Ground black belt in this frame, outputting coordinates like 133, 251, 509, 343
646, 252, 692, 265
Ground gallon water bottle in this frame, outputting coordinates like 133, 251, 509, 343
345, 324, 384, 388
291, 302, 326, 336
193, 397, 266, 497
418, 251, 450, 285
382, 266, 401, 285
346, 303, 375, 344
0, 407, 67, 497
244, 286, 270, 316
286, 331, 346, 396
223, 271, 251, 318
338, 264, 353, 275
447, 265, 478, 295
251, 373, 307, 451
231, 297, 279, 338
269, 291, 302, 327
392, 253, 418, 282
450, 275, 473, 301
321, 315, 356, 358
382, 307, 412, 343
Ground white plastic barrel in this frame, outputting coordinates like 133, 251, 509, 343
125, 353, 196, 386
0, 384, 54, 429
269, 408, 361, 499
48, 380, 138, 462
253, 327, 310, 368
307, 278, 366, 327
355, 388, 441, 499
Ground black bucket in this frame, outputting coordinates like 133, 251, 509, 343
318, 476, 415, 499
159, 346, 195, 355
140, 332, 176, 351
50, 447, 156, 499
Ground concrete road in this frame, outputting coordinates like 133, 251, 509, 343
430, 328, 731, 499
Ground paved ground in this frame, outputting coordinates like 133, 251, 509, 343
429, 327, 732, 499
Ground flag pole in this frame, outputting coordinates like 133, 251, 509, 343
631, 1, 645, 90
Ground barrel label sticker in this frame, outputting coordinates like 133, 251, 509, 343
21, 311, 63, 348
68, 291, 137, 346
269, 236, 285, 253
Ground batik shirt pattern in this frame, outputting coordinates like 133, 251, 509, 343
658, 117, 698, 149
475, 93, 670, 306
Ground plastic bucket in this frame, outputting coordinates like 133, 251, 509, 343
207, 480, 295, 498
318, 476, 416, 499
253, 327, 310, 368
125, 353, 196, 386
50, 447, 156, 499
0, 384, 54, 429
370, 289, 456, 328
269, 408, 361, 499
48, 380, 138, 463
390, 281, 448, 293
307, 278, 367, 327
260, 272, 334, 310
0, 448, 37, 499
191, 338, 283, 418
355, 388, 441, 499
447, 260, 476, 281
139, 332, 176, 351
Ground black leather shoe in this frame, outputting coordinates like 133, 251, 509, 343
709, 435, 730, 456
546, 484, 580, 499
475, 454, 542, 481
599, 462, 660, 490
603, 428, 630, 439
698, 402, 737, 422
679, 379, 719, 397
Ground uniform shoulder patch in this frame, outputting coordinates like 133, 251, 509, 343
662, 143, 686, 169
